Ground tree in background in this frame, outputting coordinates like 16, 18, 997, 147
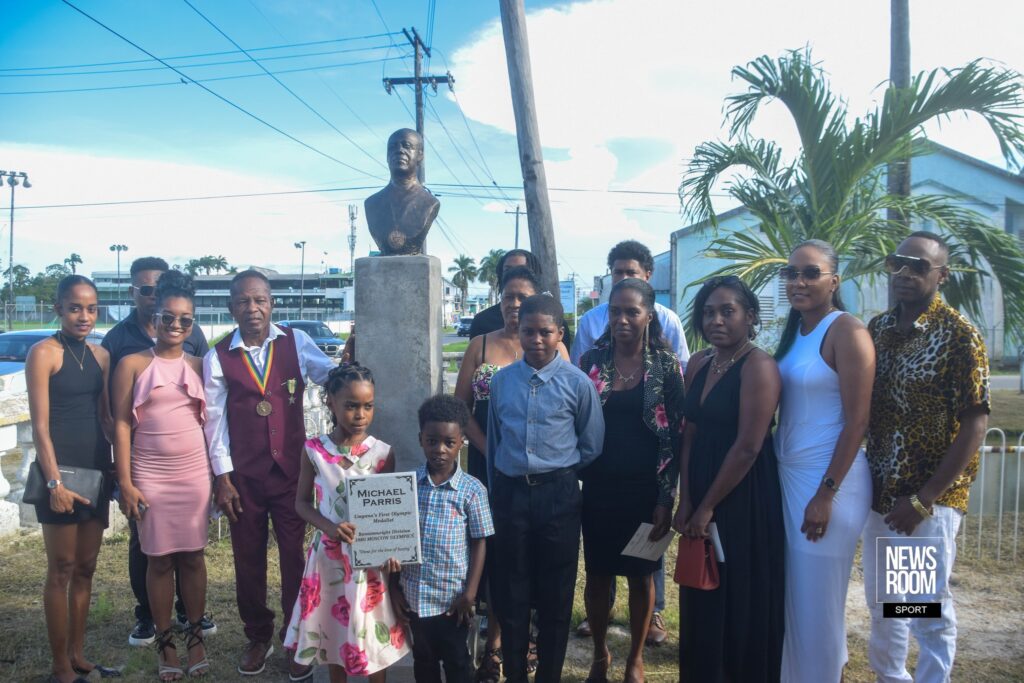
448, 255, 478, 314
679, 49, 1024, 340
63, 253, 83, 274
477, 248, 507, 305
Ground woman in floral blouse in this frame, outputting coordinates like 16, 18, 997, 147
578, 278, 684, 683
453, 265, 568, 681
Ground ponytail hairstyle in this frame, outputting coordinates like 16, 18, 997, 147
154, 269, 195, 307
55, 274, 98, 305
321, 362, 375, 427
595, 278, 667, 352
775, 239, 846, 360
690, 275, 761, 343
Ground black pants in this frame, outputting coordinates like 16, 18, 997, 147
491, 470, 581, 683
129, 519, 186, 621
409, 613, 472, 683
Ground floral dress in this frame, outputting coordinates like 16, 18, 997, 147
284, 434, 411, 675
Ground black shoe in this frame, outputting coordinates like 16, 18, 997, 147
128, 618, 156, 647
175, 612, 218, 636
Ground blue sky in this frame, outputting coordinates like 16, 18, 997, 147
2, 0, 1022, 296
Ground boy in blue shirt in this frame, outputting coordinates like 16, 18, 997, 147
487, 294, 605, 683
397, 394, 494, 683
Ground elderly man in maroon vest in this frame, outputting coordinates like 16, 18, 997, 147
203, 270, 335, 679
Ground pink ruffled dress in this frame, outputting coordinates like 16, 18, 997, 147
131, 351, 211, 556
284, 435, 411, 675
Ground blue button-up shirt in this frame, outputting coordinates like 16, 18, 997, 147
486, 356, 605, 481
399, 465, 494, 618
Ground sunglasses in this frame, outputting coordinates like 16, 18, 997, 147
155, 313, 194, 329
779, 266, 833, 282
134, 285, 156, 297
884, 254, 945, 277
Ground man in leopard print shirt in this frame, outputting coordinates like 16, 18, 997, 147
862, 231, 990, 683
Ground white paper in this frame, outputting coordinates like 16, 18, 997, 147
621, 522, 675, 561
708, 522, 725, 562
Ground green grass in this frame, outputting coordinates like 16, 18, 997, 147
991, 390, 1024, 436
444, 340, 468, 353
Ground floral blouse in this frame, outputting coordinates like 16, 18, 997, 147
580, 344, 686, 506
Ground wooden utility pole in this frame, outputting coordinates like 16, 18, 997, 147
498, 0, 559, 297
382, 27, 454, 184
504, 204, 524, 249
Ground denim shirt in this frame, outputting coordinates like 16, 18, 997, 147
486, 356, 605, 483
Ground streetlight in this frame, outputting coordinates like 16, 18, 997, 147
1, 170, 31, 331
109, 244, 128, 310
294, 241, 306, 319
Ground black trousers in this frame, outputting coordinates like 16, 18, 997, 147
491, 470, 581, 683
409, 613, 472, 683
129, 519, 185, 621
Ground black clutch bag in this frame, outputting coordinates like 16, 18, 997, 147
23, 461, 104, 510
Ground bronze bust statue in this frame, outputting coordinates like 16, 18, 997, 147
364, 128, 440, 256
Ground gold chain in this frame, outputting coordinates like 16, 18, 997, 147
710, 340, 750, 375
58, 331, 87, 371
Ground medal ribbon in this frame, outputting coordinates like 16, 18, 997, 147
241, 340, 275, 396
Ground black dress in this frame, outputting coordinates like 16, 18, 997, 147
678, 355, 784, 683
33, 333, 112, 527
581, 380, 661, 577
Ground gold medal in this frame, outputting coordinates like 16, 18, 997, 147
256, 400, 273, 417
285, 378, 298, 405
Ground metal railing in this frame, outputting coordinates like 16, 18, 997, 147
958, 428, 1023, 563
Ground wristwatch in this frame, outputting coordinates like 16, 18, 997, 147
822, 476, 840, 493
47, 479, 62, 490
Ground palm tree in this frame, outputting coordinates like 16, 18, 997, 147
183, 259, 201, 277
448, 255, 478, 314
679, 49, 1024, 338
64, 253, 83, 274
211, 255, 229, 273
477, 249, 506, 305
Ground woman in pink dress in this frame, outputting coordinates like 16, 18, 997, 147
113, 271, 211, 681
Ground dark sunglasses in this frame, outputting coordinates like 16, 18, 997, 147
779, 265, 833, 282
155, 313, 194, 329
135, 285, 156, 297
884, 254, 945, 276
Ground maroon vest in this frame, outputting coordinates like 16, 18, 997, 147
215, 328, 307, 480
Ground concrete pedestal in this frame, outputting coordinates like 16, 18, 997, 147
355, 255, 443, 472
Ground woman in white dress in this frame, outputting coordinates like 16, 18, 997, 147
773, 240, 874, 682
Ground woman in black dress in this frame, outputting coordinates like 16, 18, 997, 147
579, 279, 684, 683
26, 275, 115, 683
672, 276, 785, 683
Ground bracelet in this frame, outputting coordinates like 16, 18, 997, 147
909, 494, 932, 519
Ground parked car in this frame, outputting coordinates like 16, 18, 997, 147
277, 320, 343, 357
0, 328, 106, 375
456, 316, 474, 337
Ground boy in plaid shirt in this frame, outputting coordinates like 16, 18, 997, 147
396, 394, 494, 683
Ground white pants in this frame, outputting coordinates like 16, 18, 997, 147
861, 506, 963, 683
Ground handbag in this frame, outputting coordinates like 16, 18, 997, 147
23, 461, 103, 510
673, 535, 720, 590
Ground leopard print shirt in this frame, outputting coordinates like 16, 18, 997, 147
867, 296, 990, 514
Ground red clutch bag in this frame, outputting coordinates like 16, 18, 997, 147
673, 535, 720, 590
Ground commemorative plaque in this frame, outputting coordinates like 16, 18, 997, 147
346, 472, 422, 570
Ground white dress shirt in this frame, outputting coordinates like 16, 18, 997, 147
203, 323, 336, 476
570, 301, 690, 370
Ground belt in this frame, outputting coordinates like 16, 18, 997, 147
497, 466, 575, 486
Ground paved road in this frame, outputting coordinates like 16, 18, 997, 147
992, 375, 1020, 391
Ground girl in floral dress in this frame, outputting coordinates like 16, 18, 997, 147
285, 363, 410, 682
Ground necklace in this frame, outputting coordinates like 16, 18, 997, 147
614, 361, 642, 384
58, 331, 88, 371
710, 340, 750, 375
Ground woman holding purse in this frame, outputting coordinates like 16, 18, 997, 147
672, 276, 785, 683
26, 275, 117, 683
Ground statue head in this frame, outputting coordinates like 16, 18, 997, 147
387, 128, 424, 180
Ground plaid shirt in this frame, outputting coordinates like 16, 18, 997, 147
399, 465, 494, 617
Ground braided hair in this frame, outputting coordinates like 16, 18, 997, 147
321, 362, 374, 428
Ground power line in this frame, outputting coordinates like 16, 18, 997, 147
180, 0, 385, 170
0, 55, 406, 96
19, 185, 381, 210
244, 0, 385, 145
56, 0, 383, 178
0, 32, 401, 72
425, 96, 510, 207
0, 42, 397, 77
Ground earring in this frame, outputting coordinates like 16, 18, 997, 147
643, 322, 649, 350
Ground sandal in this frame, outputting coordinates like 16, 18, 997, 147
72, 662, 123, 678
184, 622, 210, 678
155, 629, 183, 682
526, 642, 539, 675
584, 650, 612, 683
474, 647, 502, 683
